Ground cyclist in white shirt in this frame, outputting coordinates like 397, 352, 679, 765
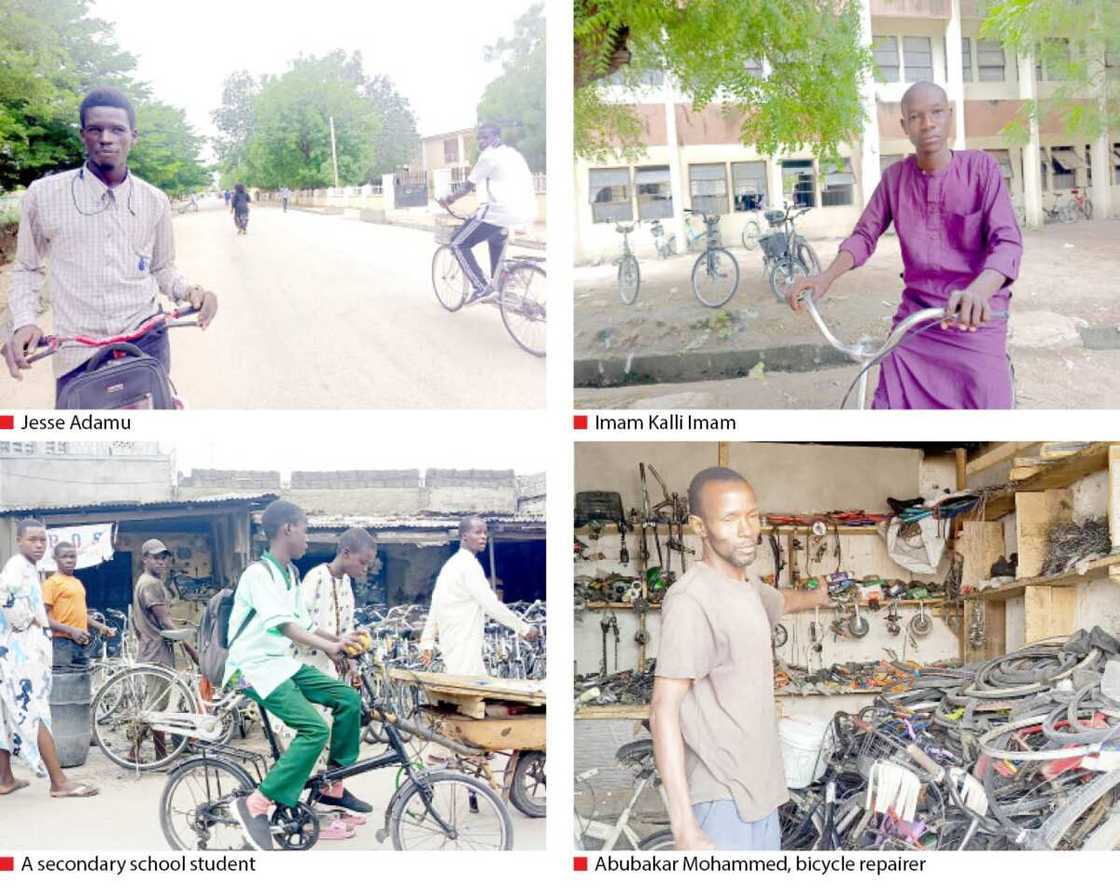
438, 123, 536, 301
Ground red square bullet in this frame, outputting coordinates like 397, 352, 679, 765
0, 856, 14, 871
0, 416, 13, 430
573, 856, 588, 872
573, 415, 588, 430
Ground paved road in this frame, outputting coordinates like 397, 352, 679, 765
2, 730, 544, 851
0, 203, 545, 409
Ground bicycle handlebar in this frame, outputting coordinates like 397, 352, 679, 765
24, 305, 200, 365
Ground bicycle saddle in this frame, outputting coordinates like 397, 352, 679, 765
160, 628, 195, 642
615, 738, 655, 765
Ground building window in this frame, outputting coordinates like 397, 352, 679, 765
731, 161, 767, 211
820, 159, 855, 207
781, 160, 816, 208
984, 149, 1014, 191
688, 163, 729, 215
872, 35, 900, 82
903, 36, 933, 82
976, 40, 1007, 81
589, 168, 632, 223
1036, 38, 1070, 82
961, 37, 973, 82
880, 154, 904, 172
1049, 146, 1083, 189
443, 138, 459, 164
635, 165, 673, 220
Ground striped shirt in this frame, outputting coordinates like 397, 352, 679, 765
7, 164, 189, 377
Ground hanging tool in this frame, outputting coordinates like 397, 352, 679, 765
618, 515, 630, 566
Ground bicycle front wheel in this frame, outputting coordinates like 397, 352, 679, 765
741, 219, 762, 251
390, 769, 514, 850
509, 750, 546, 819
691, 248, 739, 308
91, 665, 195, 772
795, 236, 821, 274
617, 255, 640, 305
769, 258, 809, 302
431, 245, 467, 311
499, 261, 546, 357
160, 756, 255, 851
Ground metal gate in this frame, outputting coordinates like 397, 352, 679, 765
395, 171, 428, 208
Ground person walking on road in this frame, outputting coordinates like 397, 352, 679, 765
437, 123, 536, 302
0, 519, 100, 799
231, 183, 251, 235
650, 467, 829, 851
280, 186, 291, 213
784, 81, 1022, 409
3, 86, 218, 405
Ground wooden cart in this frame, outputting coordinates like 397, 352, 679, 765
388, 668, 547, 819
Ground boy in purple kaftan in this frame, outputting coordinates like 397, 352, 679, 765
786, 82, 1023, 409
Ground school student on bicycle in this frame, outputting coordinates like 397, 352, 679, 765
223, 499, 368, 851
437, 122, 536, 301
3, 87, 217, 405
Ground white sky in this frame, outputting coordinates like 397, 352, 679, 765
90, 0, 537, 142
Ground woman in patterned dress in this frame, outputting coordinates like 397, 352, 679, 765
0, 519, 98, 797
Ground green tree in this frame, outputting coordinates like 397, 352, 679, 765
478, 3, 546, 172
980, 0, 1120, 145
363, 75, 420, 179
573, 0, 872, 160
242, 51, 382, 189
211, 70, 258, 187
129, 101, 211, 197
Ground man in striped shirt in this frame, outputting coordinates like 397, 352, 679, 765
3, 87, 218, 404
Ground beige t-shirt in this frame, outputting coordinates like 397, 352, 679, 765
656, 561, 788, 821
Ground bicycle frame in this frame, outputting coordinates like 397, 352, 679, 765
576, 763, 670, 849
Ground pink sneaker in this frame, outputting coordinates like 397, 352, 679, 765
338, 812, 368, 827
317, 819, 355, 841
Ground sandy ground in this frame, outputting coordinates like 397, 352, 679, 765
0, 200, 545, 409
575, 217, 1120, 409
0, 728, 545, 851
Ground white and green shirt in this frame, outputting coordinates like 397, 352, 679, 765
223, 553, 313, 698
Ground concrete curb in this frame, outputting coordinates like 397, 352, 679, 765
574, 342, 854, 388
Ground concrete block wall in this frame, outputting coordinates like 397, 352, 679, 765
426, 469, 518, 514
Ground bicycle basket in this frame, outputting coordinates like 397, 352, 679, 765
758, 232, 788, 261
434, 215, 461, 245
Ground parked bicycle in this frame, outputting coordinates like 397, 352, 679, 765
159, 648, 515, 851
430, 204, 546, 357
758, 204, 821, 301
649, 219, 676, 259
740, 210, 765, 251
613, 221, 641, 305
17, 305, 201, 409
682, 208, 739, 308
574, 737, 672, 850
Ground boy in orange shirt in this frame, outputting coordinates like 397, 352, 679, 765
43, 542, 117, 670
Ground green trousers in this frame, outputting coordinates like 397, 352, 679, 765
246, 664, 362, 806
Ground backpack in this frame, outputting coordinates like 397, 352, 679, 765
197, 560, 299, 687
56, 343, 178, 410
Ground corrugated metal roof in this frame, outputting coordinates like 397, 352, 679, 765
0, 491, 279, 516
301, 512, 544, 531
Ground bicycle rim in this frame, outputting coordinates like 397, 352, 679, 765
499, 262, 546, 357
691, 249, 739, 308
391, 772, 513, 850
618, 256, 640, 305
92, 666, 195, 771
160, 757, 254, 851
769, 258, 808, 302
741, 219, 761, 251
796, 238, 821, 274
509, 750, 547, 818
431, 246, 467, 311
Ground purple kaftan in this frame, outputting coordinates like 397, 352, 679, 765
838, 150, 1023, 409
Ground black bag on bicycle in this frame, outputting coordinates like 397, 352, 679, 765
56, 342, 176, 410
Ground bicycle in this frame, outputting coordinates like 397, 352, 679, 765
682, 208, 739, 308
430, 204, 546, 357
158, 649, 514, 851
740, 210, 765, 251
792, 289, 1009, 409
574, 738, 673, 850
681, 212, 706, 252
612, 221, 641, 305
16, 305, 201, 410
758, 204, 821, 301
90, 627, 251, 772
174, 196, 199, 215
649, 219, 676, 259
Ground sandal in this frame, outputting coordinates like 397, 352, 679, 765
316, 819, 355, 841
51, 782, 99, 798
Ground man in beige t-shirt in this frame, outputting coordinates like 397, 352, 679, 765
650, 466, 831, 850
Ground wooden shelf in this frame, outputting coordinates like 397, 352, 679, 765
581, 601, 662, 611
575, 522, 883, 536
574, 688, 884, 719
980, 443, 1113, 521
969, 554, 1120, 602
578, 599, 943, 612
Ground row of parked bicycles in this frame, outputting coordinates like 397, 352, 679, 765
83, 598, 547, 850
613, 204, 822, 309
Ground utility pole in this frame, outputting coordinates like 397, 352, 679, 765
329, 115, 340, 188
